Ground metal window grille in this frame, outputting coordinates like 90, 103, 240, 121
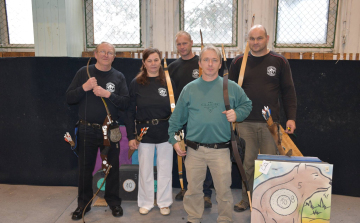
275, 0, 339, 48
85, 0, 141, 49
180, 0, 238, 47
0, 0, 34, 48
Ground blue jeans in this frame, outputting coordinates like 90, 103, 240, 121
203, 167, 213, 198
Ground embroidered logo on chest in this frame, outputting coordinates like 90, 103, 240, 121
106, 82, 115, 92
267, 66, 276, 76
158, 88, 167, 97
192, 69, 199, 78
201, 102, 219, 113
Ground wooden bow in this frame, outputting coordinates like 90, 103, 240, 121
238, 14, 255, 86
82, 165, 112, 223
86, 58, 113, 173
233, 14, 255, 132
199, 29, 204, 77
86, 58, 112, 125
163, 58, 186, 191
262, 106, 303, 157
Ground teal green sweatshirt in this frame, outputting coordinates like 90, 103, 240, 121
168, 76, 252, 145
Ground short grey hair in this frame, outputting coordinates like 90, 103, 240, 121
94, 42, 116, 54
175, 31, 192, 41
199, 44, 222, 62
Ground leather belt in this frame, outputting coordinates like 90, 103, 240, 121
136, 116, 170, 125
79, 120, 102, 129
186, 140, 230, 150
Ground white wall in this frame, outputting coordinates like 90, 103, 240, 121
32, 0, 83, 57
334, 0, 360, 55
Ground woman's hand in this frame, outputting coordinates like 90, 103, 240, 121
128, 139, 139, 150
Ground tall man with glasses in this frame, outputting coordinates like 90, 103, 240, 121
66, 42, 129, 220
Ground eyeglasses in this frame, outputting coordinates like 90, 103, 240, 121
98, 50, 115, 56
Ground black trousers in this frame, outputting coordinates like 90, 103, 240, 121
77, 124, 121, 207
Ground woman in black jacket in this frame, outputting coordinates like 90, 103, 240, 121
125, 48, 174, 216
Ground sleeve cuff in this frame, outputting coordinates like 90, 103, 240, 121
127, 134, 135, 141
108, 92, 115, 101
169, 136, 177, 146
235, 110, 244, 122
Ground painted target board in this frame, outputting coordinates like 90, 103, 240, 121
251, 155, 333, 223
92, 166, 140, 200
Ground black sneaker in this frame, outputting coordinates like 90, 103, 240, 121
110, 205, 123, 217
175, 189, 186, 201
71, 206, 91, 220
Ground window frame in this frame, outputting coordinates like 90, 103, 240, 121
179, 0, 238, 47
84, 0, 143, 50
0, 0, 34, 49
274, 0, 339, 49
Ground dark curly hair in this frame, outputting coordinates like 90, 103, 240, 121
136, 48, 166, 86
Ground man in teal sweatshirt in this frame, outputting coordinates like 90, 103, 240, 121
168, 45, 252, 223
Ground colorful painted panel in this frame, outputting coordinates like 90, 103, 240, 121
251, 157, 333, 223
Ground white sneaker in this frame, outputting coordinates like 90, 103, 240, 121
160, 207, 170, 216
139, 207, 149, 215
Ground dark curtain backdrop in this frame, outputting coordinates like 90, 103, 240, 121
0, 57, 359, 197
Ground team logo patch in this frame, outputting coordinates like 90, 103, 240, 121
192, 69, 199, 78
267, 66, 276, 76
158, 88, 167, 97
201, 102, 219, 113
106, 82, 115, 92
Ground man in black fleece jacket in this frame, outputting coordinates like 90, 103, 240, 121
66, 42, 129, 220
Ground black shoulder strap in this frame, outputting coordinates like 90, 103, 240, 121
223, 74, 248, 184
222, 45, 252, 210
223, 73, 251, 197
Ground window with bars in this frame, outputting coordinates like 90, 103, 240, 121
179, 0, 238, 47
275, 0, 339, 48
85, 0, 141, 49
0, 0, 34, 48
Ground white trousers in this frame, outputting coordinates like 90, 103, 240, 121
137, 142, 173, 210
